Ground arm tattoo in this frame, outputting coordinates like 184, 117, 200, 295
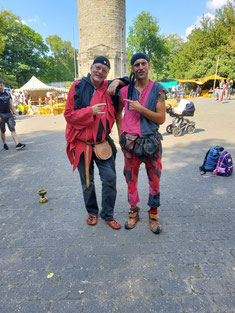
158, 92, 165, 102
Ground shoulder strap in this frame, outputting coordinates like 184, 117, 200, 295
199, 149, 210, 174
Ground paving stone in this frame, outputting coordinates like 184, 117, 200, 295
190, 278, 226, 295
130, 278, 162, 298
181, 295, 217, 313
16, 301, 51, 313
171, 264, 203, 279
161, 279, 192, 296
200, 263, 230, 278
149, 296, 182, 313
212, 294, 235, 313
1, 284, 39, 302
50, 300, 83, 313
116, 297, 150, 313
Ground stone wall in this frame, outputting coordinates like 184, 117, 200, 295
77, 0, 128, 79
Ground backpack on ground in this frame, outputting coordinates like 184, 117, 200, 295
213, 151, 233, 177
199, 146, 224, 174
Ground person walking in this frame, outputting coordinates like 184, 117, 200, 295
118, 53, 167, 234
64, 56, 126, 230
0, 79, 25, 150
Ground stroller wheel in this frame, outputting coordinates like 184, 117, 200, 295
186, 124, 195, 134
172, 126, 182, 137
166, 124, 173, 134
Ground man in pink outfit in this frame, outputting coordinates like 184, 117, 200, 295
118, 53, 167, 234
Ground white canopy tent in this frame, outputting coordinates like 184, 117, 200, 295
19, 76, 69, 99
19, 76, 54, 98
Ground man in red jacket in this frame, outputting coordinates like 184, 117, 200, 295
64, 56, 125, 230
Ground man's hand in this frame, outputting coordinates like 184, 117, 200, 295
92, 103, 106, 115
12, 113, 16, 120
107, 79, 121, 96
124, 99, 142, 112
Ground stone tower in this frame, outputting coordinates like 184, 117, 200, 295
77, 0, 128, 79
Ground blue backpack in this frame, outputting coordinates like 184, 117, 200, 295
213, 151, 233, 177
199, 146, 224, 174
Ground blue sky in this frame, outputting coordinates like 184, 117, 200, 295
1, 0, 230, 49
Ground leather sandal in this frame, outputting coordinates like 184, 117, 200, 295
125, 206, 140, 229
106, 219, 121, 230
148, 210, 162, 234
86, 215, 97, 226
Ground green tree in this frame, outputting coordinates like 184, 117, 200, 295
45, 35, 76, 82
0, 16, 48, 86
0, 9, 19, 55
170, 1, 235, 80
127, 11, 169, 79
161, 34, 184, 80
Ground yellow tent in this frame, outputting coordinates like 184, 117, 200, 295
176, 75, 227, 85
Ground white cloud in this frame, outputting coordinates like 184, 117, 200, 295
185, 25, 195, 37
206, 0, 230, 11
185, 13, 215, 38
28, 16, 39, 23
21, 19, 27, 25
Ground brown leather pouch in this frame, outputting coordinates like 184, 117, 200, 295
125, 134, 138, 151
94, 140, 112, 160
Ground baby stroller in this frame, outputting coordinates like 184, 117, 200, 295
166, 100, 196, 137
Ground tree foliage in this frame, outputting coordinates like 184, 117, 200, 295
0, 10, 48, 86
170, 1, 235, 80
127, 11, 169, 79
0, 9, 19, 55
45, 35, 76, 82
0, 9, 76, 87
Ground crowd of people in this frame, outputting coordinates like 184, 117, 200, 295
167, 79, 233, 103
215, 79, 233, 104
167, 83, 198, 100
10, 89, 30, 115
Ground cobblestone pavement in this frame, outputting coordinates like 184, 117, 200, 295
1, 97, 235, 313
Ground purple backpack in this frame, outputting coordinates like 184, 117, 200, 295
213, 151, 233, 176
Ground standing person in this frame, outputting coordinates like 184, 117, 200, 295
64, 56, 126, 230
0, 79, 25, 150
10, 89, 18, 113
218, 79, 225, 104
225, 79, 229, 99
168, 85, 172, 98
196, 86, 201, 97
228, 80, 233, 100
171, 84, 176, 99
118, 53, 167, 234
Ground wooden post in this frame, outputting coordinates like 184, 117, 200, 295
213, 56, 220, 91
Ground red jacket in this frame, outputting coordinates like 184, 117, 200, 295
64, 80, 116, 170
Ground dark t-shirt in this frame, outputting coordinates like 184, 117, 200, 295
0, 91, 11, 113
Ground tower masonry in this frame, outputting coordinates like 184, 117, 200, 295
77, 0, 128, 79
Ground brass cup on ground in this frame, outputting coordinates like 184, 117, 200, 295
38, 189, 48, 203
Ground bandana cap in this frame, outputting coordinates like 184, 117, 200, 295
93, 56, 111, 69
131, 53, 149, 65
